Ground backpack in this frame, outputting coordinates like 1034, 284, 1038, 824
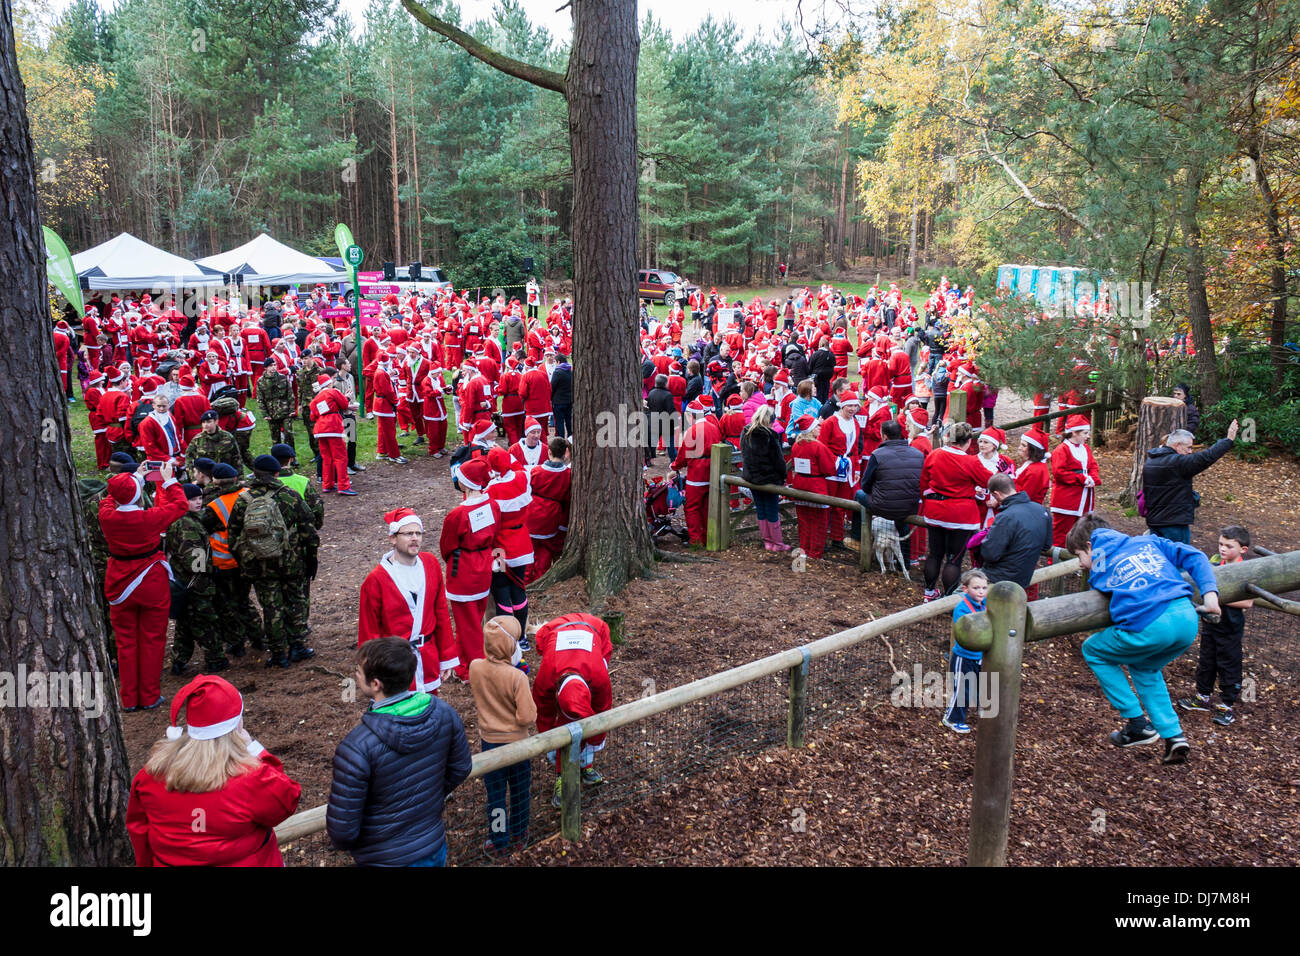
235, 491, 288, 564
129, 400, 151, 431
212, 396, 240, 417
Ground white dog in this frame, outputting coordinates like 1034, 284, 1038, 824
872, 517, 912, 580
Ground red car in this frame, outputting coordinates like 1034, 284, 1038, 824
638, 269, 697, 307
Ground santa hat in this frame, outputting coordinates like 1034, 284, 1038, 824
165, 675, 244, 741
908, 407, 929, 428
1065, 415, 1091, 433
107, 367, 127, 384
524, 417, 542, 436
839, 390, 861, 407
385, 507, 422, 534
179, 373, 195, 387
487, 446, 513, 475
773, 368, 791, 387
107, 473, 143, 506
458, 458, 489, 492
686, 398, 712, 417
87, 371, 106, 387
557, 675, 595, 721
1022, 428, 1049, 451
470, 418, 496, 444
725, 393, 743, 408
980, 427, 1006, 449
313, 374, 332, 392
794, 414, 817, 432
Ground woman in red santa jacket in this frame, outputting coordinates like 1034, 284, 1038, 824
672, 399, 724, 547
127, 675, 301, 866
918, 422, 991, 601
84, 371, 111, 469
485, 447, 534, 638
820, 390, 862, 547
498, 358, 526, 445
971, 426, 1016, 530
532, 612, 614, 796
358, 508, 459, 694
371, 352, 406, 463
311, 373, 356, 494
1014, 428, 1051, 506
1049, 416, 1099, 547
440, 459, 505, 681
787, 417, 837, 559
418, 367, 449, 458
99, 465, 189, 709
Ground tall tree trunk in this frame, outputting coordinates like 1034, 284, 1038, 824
835, 148, 848, 270
387, 68, 401, 265
1247, 143, 1290, 385
1179, 164, 1220, 407
908, 202, 919, 282
0, 0, 133, 864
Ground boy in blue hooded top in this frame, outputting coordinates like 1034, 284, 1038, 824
1065, 515, 1222, 765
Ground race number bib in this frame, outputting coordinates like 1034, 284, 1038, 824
794, 457, 812, 475
468, 504, 494, 533
555, 629, 594, 653
315, 400, 331, 416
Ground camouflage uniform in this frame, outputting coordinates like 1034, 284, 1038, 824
187, 427, 243, 473
79, 479, 115, 663
257, 366, 296, 451
164, 511, 225, 670
277, 468, 324, 621
296, 360, 322, 464
226, 475, 319, 660
200, 480, 264, 654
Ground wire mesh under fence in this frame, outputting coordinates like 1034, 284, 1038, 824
441, 673, 791, 866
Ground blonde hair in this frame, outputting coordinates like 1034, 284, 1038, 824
144, 730, 260, 793
795, 421, 821, 442
749, 405, 776, 431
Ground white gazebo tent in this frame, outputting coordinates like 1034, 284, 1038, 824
195, 233, 344, 286
72, 232, 220, 290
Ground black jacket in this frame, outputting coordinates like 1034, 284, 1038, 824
646, 387, 678, 440
326, 692, 472, 866
1142, 438, 1233, 527
783, 347, 810, 383
684, 374, 704, 405
979, 491, 1052, 589
861, 439, 924, 519
741, 424, 787, 487
550, 364, 573, 406
809, 347, 836, 382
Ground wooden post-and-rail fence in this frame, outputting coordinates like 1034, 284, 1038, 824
954, 549, 1300, 866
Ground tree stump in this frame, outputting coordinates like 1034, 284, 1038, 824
1122, 397, 1188, 507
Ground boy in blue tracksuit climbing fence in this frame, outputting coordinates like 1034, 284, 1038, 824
1066, 515, 1222, 765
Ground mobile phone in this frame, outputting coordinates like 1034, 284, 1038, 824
144, 460, 165, 470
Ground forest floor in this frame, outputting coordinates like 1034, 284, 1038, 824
110, 412, 1300, 866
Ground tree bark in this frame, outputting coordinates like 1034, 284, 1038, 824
1125, 396, 1188, 509
1179, 164, 1220, 406
1246, 144, 1290, 385
0, 0, 133, 864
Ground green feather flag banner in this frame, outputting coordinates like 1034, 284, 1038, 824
43, 226, 83, 315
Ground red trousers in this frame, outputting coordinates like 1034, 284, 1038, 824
684, 485, 708, 545
502, 414, 524, 445
826, 479, 856, 541
451, 596, 488, 680
424, 417, 447, 455
528, 535, 564, 581
94, 433, 112, 470
796, 505, 829, 559
319, 436, 350, 491
1052, 513, 1080, 549
376, 414, 400, 458
408, 401, 425, 436
110, 569, 170, 708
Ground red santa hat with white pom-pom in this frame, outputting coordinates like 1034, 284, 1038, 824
166, 675, 248, 743
385, 507, 422, 535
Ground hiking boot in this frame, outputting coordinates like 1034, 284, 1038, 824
942, 717, 971, 734
1212, 708, 1235, 727
265, 653, 291, 669
288, 643, 315, 663
581, 767, 604, 785
1162, 735, 1190, 764
1108, 723, 1159, 748
1178, 693, 1213, 713
551, 779, 563, 809
170, 660, 189, 676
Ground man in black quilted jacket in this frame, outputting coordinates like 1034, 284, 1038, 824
327, 637, 473, 866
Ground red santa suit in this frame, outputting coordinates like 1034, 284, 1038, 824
358, 545, 459, 694
137, 410, 186, 466
310, 378, 352, 492
1049, 428, 1099, 546
527, 457, 571, 581
829, 330, 851, 378
239, 324, 273, 394
172, 384, 210, 444
509, 429, 546, 471
486, 454, 534, 573
53, 323, 73, 393
417, 371, 448, 456
439, 461, 502, 681
821, 403, 862, 540
371, 359, 402, 459
197, 354, 229, 400
887, 347, 913, 404
520, 365, 552, 434
531, 613, 614, 765
919, 445, 988, 534
788, 431, 837, 559
460, 369, 495, 433
498, 365, 526, 444
127, 744, 300, 867
672, 402, 724, 546
82, 313, 103, 371
1016, 429, 1051, 505
99, 475, 188, 708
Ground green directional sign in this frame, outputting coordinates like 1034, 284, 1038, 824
344, 244, 364, 268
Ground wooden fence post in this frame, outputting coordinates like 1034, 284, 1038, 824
706, 442, 731, 552
786, 649, 810, 748
559, 728, 583, 842
947, 389, 967, 427
965, 581, 1027, 866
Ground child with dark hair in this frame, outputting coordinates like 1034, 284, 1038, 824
1179, 525, 1252, 726
327, 637, 473, 866
1066, 515, 1221, 765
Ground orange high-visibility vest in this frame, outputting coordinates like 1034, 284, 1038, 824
207, 490, 244, 570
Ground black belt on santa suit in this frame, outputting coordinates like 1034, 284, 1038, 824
449, 544, 489, 576
109, 547, 163, 561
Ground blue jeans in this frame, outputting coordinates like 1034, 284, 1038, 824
752, 490, 779, 522
553, 404, 572, 439
1081, 598, 1198, 738
410, 843, 448, 867
482, 740, 531, 850
1150, 525, 1191, 544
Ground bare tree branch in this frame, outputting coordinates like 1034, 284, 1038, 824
399, 0, 566, 94
979, 130, 1102, 241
